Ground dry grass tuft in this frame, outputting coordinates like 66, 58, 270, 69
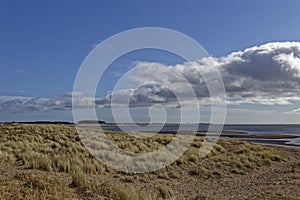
157, 184, 175, 200
0, 123, 292, 199
0, 123, 285, 179
0, 124, 104, 174
0, 171, 76, 200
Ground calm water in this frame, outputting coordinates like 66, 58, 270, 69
95, 124, 300, 146
99, 124, 300, 135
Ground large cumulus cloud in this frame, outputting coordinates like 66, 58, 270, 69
1, 41, 300, 114
103, 41, 300, 106
220, 42, 300, 103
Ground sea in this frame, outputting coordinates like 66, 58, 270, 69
83, 124, 300, 147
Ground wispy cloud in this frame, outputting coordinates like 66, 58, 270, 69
15, 68, 23, 73
285, 108, 300, 114
0, 92, 97, 114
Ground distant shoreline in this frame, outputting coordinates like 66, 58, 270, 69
77, 124, 300, 148
2, 122, 300, 148
1, 121, 300, 125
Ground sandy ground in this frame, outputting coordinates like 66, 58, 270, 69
1, 146, 299, 200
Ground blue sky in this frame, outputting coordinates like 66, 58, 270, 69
1, 0, 300, 123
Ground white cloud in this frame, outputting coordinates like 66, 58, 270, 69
103, 41, 300, 106
0, 92, 98, 114
0, 96, 31, 103
285, 108, 300, 114
2, 41, 300, 114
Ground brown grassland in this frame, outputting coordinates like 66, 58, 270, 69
0, 123, 299, 199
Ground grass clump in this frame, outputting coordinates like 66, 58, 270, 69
157, 185, 176, 200
0, 171, 76, 200
0, 124, 104, 174
109, 185, 158, 200
0, 169, 162, 200
70, 171, 88, 188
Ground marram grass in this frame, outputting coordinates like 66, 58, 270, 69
0, 123, 292, 200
